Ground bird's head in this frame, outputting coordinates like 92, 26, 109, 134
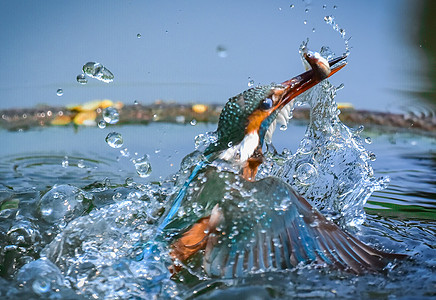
204, 50, 347, 167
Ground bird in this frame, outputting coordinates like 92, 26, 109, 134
150, 49, 406, 278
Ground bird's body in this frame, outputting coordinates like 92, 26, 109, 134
166, 170, 403, 277
150, 49, 406, 278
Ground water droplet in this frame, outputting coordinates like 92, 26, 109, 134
339, 28, 346, 38
333, 5, 338, 9
120, 148, 130, 157
305, 8, 309, 13
323, 4, 326, 9
216, 45, 228, 58
75, 193, 84, 202
62, 156, 69, 168
299, 137, 315, 154
368, 152, 376, 161
125, 177, 134, 186
290, 4, 295, 8
77, 159, 85, 168
312, 28, 316, 33
175, 115, 185, 123
365, 137, 372, 144
113, 192, 122, 201
280, 124, 287, 131
134, 100, 139, 105
103, 107, 120, 124
76, 74, 88, 84
97, 120, 106, 128
303, 20, 307, 25
38, 185, 85, 223
190, 119, 197, 126
324, 15, 334, 24
295, 163, 318, 185
105, 132, 123, 148
56, 89, 63, 96
248, 77, 254, 87
41, 207, 53, 217
133, 156, 152, 178
282, 148, 291, 156
82, 62, 114, 83
137, 33, 141, 38
278, 7, 282, 11
194, 132, 217, 150
32, 278, 51, 294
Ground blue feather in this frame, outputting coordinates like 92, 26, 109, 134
137, 156, 210, 262
157, 158, 209, 232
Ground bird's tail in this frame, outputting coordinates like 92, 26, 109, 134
136, 158, 209, 262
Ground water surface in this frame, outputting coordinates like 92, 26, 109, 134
0, 121, 434, 299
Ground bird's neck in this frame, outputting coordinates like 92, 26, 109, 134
241, 147, 264, 181
218, 131, 259, 163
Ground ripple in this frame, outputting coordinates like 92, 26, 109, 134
0, 153, 113, 190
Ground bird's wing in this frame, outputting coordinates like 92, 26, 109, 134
202, 176, 406, 277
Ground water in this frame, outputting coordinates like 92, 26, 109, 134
1, 1, 435, 293
105, 132, 124, 148
37, 184, 88, 224
76, 74, 88, 85
261, 80, 386, 228
132, 155, 152, 178
82, 62, 114, 83
0, 117, 434, 298
102, 107, 120, 125
98, 120, 107, 129
216, 46, 228, 58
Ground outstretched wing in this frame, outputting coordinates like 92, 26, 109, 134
202, 177, 406, 277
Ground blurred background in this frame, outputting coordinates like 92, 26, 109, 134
0, 0, 434, 113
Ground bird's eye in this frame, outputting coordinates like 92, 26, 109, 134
260, 98, 273, 110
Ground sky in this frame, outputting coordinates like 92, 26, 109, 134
0, 0, 431, 113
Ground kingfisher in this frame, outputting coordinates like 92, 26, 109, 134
147, 49, 406, 278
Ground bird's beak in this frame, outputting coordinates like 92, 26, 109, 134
276, 53, 347, 109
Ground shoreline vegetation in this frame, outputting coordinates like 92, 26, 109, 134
1, 100, 435, 135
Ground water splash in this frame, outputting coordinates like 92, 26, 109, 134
61, 156, 69, 168
40, 188, 176, 299
295, 162, 318, 185
247, 77, 254, 87
323, 15, 351, 55
37, 185, 89, 224
258, 50, 387, 227
194, 131, 218, 151
16, 258, 69, 296
82, 62, 114, 83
